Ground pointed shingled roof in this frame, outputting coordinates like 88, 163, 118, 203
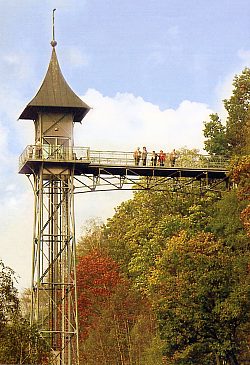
19, 48, 90, 122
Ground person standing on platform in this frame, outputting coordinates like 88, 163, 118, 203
35, 139, 42, 158
151, 151, 158, 166
158, 150, 166, 166
133, 147, 141, 165
142, 146, 148, 166
170, 149, 177, 167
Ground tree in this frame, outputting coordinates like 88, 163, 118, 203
80, 281, 158, 365
0, 260, 51, 364
103, 181, 204, 275
100, 179, 249, 363
224, 67, 250, 155
77, 249, 159, 364
104, 184, 216, 294
203, 68, 250, 156
206, 190, 249, 250
148, 231, 250, 365
0, 260, 19, 326
77, 218, 105, 258
231, 155, 250, 237
76, 249, 122, 339
0, 319, 51, 364
203, 113, 228, 155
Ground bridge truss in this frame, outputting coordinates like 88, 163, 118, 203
73, 167, 229, 198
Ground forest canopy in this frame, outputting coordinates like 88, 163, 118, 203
75, 68, 250, 365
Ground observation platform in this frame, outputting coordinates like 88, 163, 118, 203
19, 145, 229, 181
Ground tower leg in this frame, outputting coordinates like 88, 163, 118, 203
30, 168, 79, 365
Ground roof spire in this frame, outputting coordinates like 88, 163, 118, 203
51, 9, 57, 48
19, 8, 91, 122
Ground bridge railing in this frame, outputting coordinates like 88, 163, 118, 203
19, 145, 90, 167
19, 145, 229, 171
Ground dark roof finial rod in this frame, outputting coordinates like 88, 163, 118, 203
51, 9, 57, 48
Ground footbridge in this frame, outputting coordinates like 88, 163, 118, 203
19, 145, 230, 196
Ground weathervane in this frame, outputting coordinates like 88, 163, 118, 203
51, 8, 57, 47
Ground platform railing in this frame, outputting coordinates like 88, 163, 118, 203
19, 145, 230, 171
19, 145, 90, 167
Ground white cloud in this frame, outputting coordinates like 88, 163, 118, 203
0, 184, 33, 290
0, 120, 8, 156
75, 190, 132, 237
0, 89, 214, 290
76, 89, 212, 153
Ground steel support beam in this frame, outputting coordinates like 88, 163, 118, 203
30, 166, 79, 365
72, 172, 229, 197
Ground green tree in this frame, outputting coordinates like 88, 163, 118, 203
104, 185, 216, 294
203, 68, 250, 156
224, 67, 250, 155
206, 190, 249, 250
203, 113, 228, 155
0, 260, 19, 325
231, 155, 250, 237
0, 260, 51, 364
149, 231, 250, 365
100, 180, 249, 363
0, 319, 51, 364
103, 184, 203, 275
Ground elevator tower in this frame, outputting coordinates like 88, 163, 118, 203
19, 27, 90, 364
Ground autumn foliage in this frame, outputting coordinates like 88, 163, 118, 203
76, 248, 159, 364
231, 155, 250, 236
77, 249, 122, 339
75, 68, 250, 364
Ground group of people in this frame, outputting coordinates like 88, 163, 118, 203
133, 147, 178, 167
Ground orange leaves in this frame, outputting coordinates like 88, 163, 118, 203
241, 206, 250, 237
77, 249, 121, 293
161, 230, 221, 260
230, 156, 250, 236
231, 155, 250, 187
76, 250, 122, 338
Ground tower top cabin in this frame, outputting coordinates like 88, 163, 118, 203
19, 34, 90, 149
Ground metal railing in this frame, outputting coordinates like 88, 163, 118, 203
19, 145, 90, 167
19, 145, 230, 171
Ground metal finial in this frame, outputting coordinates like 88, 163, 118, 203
51, 9, 57, 47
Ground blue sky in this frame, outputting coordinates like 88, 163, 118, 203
2, 0, 249, 108
1, 0, 250, 288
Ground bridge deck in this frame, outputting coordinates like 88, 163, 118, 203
18, 145, 229, 180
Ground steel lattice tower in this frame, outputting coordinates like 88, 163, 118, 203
19, 24, 90, 364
